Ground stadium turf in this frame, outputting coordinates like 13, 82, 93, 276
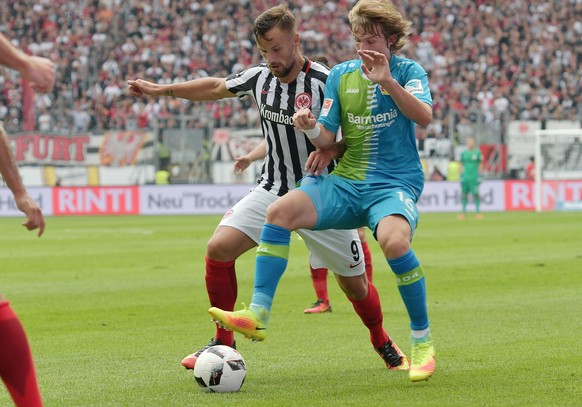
1, 211, 580, 406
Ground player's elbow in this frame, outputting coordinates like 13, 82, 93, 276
417, 116, 432, 128
416, 107, 433, 128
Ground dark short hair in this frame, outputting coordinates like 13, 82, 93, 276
310, 55, 329, 67
253, 4, 296, 40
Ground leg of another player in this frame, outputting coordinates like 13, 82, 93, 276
246, 191, 318, 320
205, 226, 257, 345
459, 188, 468, 220
306, 227, 371, 314
304, 266, 331, 314
358, 227, 373, 282
474, 186, 483, 219
376, 215, 435, 381
208, 190, 318, 339
181, 226, 256, 369
0, 297, 43, 407
335, 274, 408, 370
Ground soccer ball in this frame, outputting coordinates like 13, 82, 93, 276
193, 345, 246, 393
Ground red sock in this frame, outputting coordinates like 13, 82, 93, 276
309, 266, 329, 303
205, 257, 237, 346
348, 282, 389, 348
0, 300, 43, 407
362, 241, 373, 283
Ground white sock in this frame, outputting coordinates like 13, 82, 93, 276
411, 328, 430, 339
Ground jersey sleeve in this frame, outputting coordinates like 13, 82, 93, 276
225, 64, 264, 98
401, 60, 432, 106
316, 65, 342, 133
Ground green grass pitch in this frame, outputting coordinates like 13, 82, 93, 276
1, 212, 580, 406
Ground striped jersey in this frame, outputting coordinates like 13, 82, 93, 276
225, 58, 330, 196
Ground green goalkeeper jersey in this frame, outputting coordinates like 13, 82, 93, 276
460, 148, 482, 181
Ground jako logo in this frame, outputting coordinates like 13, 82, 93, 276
346, 88, 360, 94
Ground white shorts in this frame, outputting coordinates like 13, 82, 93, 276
219, 186, 365, 277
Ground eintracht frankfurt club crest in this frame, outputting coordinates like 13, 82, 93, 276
295, 92, 312, 109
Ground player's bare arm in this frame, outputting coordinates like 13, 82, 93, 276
0, 33, 55, 93
127, 77, 235, 101
305, 140, 346, 176
359, 49, 432, 127
234, 140, 267, 174
0, 126, 45, 237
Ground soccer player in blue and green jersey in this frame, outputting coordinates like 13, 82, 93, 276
210, 0, 436, 382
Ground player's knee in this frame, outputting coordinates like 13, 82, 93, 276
206, 236, 230, 261
338, 274, 368, 300
379, 235, 410, 259
347, 285, 368, 301
265, 200, 292, 226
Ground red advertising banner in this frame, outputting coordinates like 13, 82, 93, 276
52, 186, 140, 215
12, 134, 91, 164
505, 180, 582, 211
10, 131, 153, 167
505, 181, 536, 210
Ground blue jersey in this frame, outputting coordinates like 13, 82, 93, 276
318, 55, 432, 200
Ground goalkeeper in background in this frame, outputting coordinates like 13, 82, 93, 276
458, 137, 484, 219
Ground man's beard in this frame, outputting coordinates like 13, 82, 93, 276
270, 63, 293, 78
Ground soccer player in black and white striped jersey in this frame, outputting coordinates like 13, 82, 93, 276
128, 4, 408, 371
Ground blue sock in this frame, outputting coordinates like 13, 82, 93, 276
387, 249, 429, 331
250, 224, 291, 317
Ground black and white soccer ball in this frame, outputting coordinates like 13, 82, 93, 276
193, 345, 246, 393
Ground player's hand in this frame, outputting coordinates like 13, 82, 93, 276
127, 79, 159, 97
22, 56, 55, 93
234, 156, 251, 174
358, 49, 392, 84
14, 193, 45, 237
305, 148, 334, 176
292, 108, 317, 131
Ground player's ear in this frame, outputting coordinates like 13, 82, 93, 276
293, 32, 300, 46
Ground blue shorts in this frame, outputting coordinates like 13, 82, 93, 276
298, 175, 419, 239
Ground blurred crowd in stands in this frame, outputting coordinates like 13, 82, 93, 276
0, 0, 580, 136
